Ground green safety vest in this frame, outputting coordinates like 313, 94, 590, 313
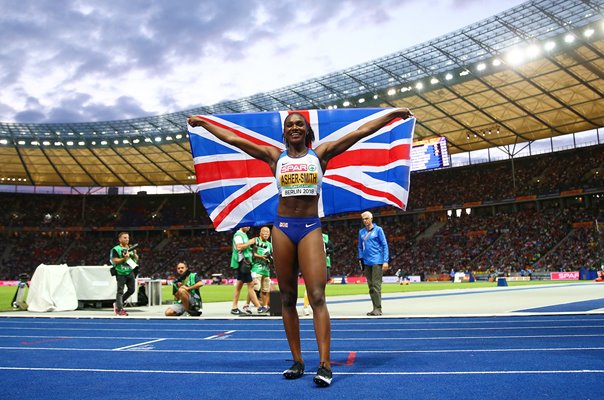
173, 272, 201, 303
110, 244, 134, 276
230, 230, 252, 269
251, 239, 272, 277
322, 233, 331, 268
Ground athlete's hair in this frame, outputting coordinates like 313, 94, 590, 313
283, 112, 315, 148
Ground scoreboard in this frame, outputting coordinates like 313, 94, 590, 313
411, 137, 450, 171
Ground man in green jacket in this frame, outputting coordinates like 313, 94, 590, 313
165, 261, 203, 317
230, 227, 267, 315
110, 232, 139, 316
250, 226, 273, 310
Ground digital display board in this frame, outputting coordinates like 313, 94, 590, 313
411, 137, 450, 171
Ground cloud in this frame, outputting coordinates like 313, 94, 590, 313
0, 0, 525, 124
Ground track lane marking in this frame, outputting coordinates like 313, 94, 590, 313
204, 330, 236, 339
0, 366, 602, 376
113, 339, 165, 351
1, 346, 603, 354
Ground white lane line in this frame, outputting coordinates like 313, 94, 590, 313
1, 324, 603, 332
1, 317, 603, 327
2, 333, 604, 341
1, 346, 603, 354
204, 330, 236, 339
113, 339, 165, 351
0, 366, 602, 376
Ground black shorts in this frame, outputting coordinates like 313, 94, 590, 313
236, 267, 253, 283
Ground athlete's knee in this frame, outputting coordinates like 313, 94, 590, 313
280, 290, 298, 308
306, 287, 326, 308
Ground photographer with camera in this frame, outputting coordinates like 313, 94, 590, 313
244, 226, 273, 312
165, 261, 203, 317
230, 227, 267, 315
110, 232, 139, 316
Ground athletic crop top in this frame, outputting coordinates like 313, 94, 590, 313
275, 149, 323, 197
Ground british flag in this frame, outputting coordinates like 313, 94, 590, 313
188, 108, 415, 231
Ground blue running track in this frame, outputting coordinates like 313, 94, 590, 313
0, 315, 603, 399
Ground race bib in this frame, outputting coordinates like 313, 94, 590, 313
279, 163, 318, 197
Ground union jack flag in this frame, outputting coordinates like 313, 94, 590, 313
188, 108, 415, 231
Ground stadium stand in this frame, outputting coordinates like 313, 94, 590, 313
0, 144, 601, 282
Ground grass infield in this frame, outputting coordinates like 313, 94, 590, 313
0, 279, 574, 313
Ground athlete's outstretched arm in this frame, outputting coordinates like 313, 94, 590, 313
315, 108, 413, 165
188, 116, 280, 167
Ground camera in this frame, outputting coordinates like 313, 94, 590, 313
121, 243, 139, 257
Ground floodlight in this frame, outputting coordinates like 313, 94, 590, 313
342, 101, 350, 107
583, 28, 594, 38
564, 34, 575, 43
505, 48, 524, 65
387, 88, 396, 96
445, 73, 453, 80
358, 98, 365, 104
430, 77, 439, 84
492, 59, 502, 67
476, 63, 486, 71
415, 82, 423, 90
526, 45, 540, 58
544, 41, 556, 51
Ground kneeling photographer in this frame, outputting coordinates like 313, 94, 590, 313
165, 261, 203, 317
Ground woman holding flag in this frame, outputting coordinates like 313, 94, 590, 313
188, 107, 412, 387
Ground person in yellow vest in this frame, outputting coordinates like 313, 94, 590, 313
110, 232, 139, 317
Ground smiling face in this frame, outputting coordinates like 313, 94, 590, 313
283, 113, 314, 148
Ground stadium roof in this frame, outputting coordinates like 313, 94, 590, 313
0, 0, 603, 187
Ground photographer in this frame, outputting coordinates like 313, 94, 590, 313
110, 232, 139, 316
248, 226, 273, 311
165, 261, 203, 317
229, 227, 266, 315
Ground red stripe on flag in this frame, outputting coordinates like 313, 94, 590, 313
327, 174, 404, 208
195, 159, 273, 184
197, 116, 279, 147
327, 144, 410, 169
213, 182, 273, 229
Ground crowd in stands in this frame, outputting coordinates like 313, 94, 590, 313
0, 144, 601, 281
